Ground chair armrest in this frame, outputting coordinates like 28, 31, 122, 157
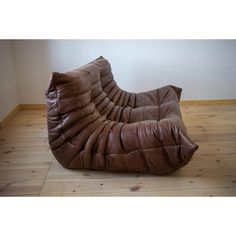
135, 85, 182, 107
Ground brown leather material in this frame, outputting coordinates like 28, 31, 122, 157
46, 56, 198, 175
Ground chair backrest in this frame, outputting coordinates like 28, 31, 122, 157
81, 57, 136, 109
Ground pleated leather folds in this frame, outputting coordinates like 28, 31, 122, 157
46, 57, 198, 175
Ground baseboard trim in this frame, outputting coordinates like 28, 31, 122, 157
20, 104, 46, 110
0, 105, 20, 129
0, 99, 236, 129
18, 99, 236, 110
180, 99, 236, 106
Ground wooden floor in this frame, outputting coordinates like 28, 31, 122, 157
0, 104, 236, 196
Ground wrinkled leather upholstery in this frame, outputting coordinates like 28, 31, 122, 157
46, 57, 198, 175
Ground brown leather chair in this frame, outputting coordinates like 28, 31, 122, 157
46, 57, 198, 175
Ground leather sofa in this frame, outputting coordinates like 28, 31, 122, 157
46, 57, 198, 175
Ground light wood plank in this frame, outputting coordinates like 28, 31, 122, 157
0, 103, 236, 196
40, 175, 236, 196
60, 186, 236, 196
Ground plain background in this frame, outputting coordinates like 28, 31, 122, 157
0, 41, 18, 120
1, 39, 236, 119
12, 40, 236, 102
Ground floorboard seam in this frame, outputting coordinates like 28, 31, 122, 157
38, 159, 53, 196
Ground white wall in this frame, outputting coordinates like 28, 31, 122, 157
0, 41, 18, 120
12, 40, 51, 104
12, 40, 236, 103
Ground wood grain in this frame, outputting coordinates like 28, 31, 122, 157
0, 104, 236, 196
0, 105, 20, 129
